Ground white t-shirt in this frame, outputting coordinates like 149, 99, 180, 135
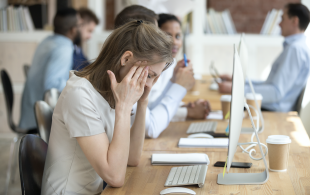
41, 71, 115, 195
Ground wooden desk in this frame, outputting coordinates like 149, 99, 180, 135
183, 75, 227, 110
102, 76, 310, 195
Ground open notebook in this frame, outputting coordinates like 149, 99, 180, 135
151, 153, 210, 165
178, 138, 229, 148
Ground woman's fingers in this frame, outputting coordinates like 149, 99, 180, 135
124, 65, 139, 81
107, 70, 117, 89
132, 66, 145, 82
139, 68, 148, 88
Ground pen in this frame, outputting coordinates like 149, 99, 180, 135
183, 53, 188, 67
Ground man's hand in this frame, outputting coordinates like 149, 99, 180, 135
218, 81, 232, 93
186, 99, 211, 119
219, 74, 232, 82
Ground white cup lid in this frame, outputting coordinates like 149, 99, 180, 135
220, 95, 231, 102
246, 93, 263, 100
266, 135, 291, 144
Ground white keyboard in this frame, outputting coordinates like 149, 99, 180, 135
164, 165, 208, 188
186, 121, 217, 134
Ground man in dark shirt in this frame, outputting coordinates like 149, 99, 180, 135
73, 8, 99, 71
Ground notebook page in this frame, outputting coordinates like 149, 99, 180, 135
152, 153, 209, 164
179, 138, 228, 148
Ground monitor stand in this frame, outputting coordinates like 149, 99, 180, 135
241, 77, 264, 135
217, 103, 269, 185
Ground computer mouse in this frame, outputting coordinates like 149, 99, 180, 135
209, 82, 219, 91
188, 133, 214, 138
160, 187, 196, 195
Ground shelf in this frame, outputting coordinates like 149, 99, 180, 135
0, 30, 52, 42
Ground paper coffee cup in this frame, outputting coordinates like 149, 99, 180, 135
246, 93, 263, 117
220, 95, 231, 120
266, 135, 291, 172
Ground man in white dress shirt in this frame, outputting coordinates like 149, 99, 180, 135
114, 6, 211, 138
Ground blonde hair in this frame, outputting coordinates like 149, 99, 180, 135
76, 20, 173, 108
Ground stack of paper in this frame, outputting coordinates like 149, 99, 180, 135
260, 9, 283, 35
206, 110, 223, 120
0, 6, 34, 32
152, 153, 210, 165
178, 138, 228, 148
205, 9, 236, 34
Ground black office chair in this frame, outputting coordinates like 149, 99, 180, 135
19, 135, 48, 195
23, 64, 30, 78
295, 86, 306, 115
1, 69, 37, 194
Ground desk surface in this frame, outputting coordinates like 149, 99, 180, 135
102, 76, 310, 195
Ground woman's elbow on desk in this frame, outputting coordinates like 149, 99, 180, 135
104, 174, 125, 188
127, 159, 140, 167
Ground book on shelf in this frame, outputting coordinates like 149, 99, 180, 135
0, 5, 34, 32
205, 8, 236, 34
260, 9, 283, 35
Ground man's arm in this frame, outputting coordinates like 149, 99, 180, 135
245, 47, 304, 104
44, 45, 73, 91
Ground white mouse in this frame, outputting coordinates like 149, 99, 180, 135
160, 187, 196, 195
188, 133, 214, 139
209, 82, 219, 91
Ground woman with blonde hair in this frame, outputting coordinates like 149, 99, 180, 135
41, 20, 173, 195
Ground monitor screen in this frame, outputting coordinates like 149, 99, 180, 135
226, 45, 245, 173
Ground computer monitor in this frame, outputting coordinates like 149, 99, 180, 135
226, 45, 245, 173
217, 45, 269, 185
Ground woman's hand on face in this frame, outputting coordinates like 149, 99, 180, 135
107, 61, 149, 110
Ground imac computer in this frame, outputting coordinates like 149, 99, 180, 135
217, 45, 269, 185
238, 34, 265, 134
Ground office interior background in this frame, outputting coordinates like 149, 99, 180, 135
0, 0, 310, 194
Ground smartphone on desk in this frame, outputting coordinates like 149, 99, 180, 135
207, 132, 229, 138
214, 161, 252, 168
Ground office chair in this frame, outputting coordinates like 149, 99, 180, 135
1, 69, 37, 195
19, 135, 48, 195
23, 64, 30, 78
34, 101, 53, 143
44, 88, 60, 109
295, 86, 306, 115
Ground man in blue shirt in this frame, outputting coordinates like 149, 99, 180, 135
219, 3, 310, 112
19, 8, 81, 130
72, 8, 99, 71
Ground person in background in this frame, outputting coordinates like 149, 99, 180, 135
218, 3, 310, 112
19, 8, 81, 130
41, 20, 173, 194
72, 7, 99, 71
156, 13, 211, 121
115, 6, 211, 139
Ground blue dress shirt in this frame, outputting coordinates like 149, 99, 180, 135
72, 45, 89, 71
19, 34, 74, 130
245, 33, 310, 112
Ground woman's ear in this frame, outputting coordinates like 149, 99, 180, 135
120, 51, 134, 66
